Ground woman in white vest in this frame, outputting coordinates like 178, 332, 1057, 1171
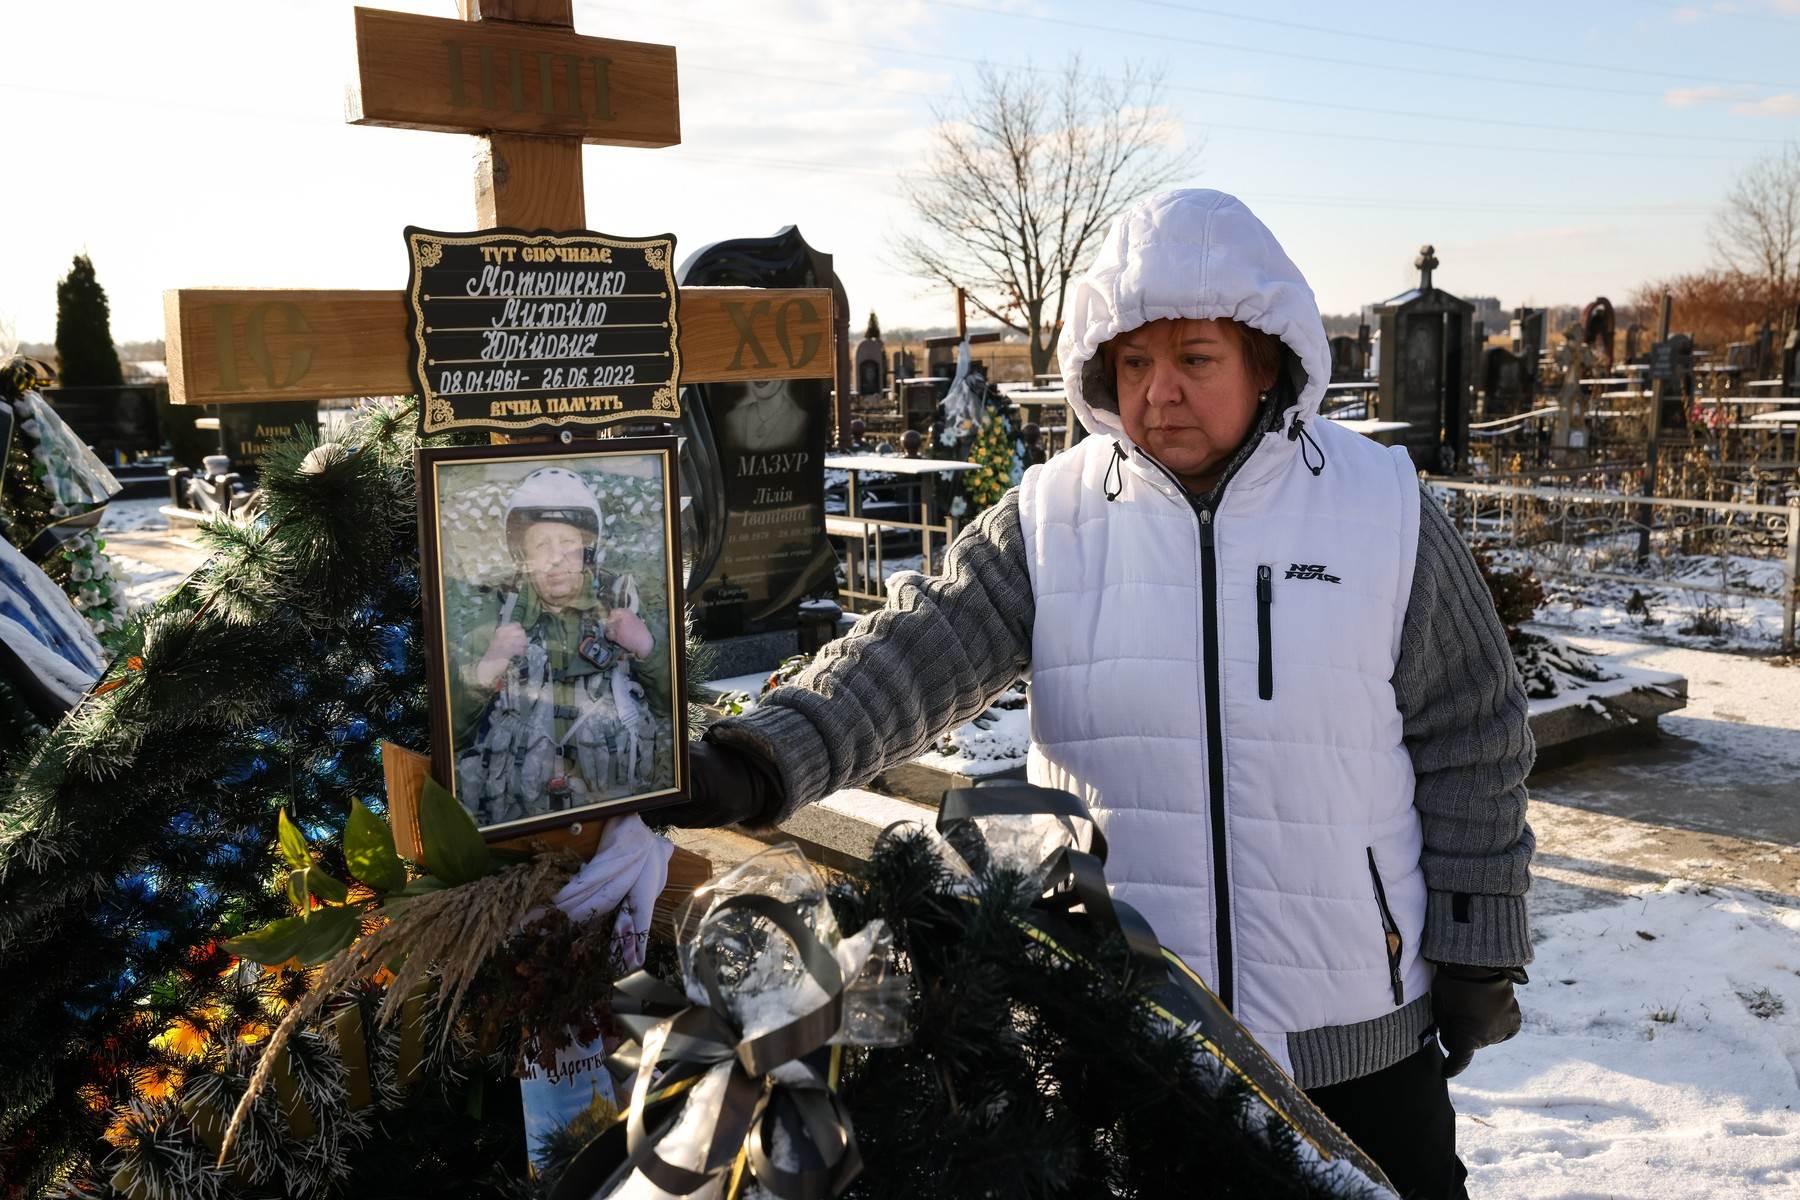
674, 189, 1534, 1199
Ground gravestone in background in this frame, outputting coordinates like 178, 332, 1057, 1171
1481, 345, 1529, 416
1510, 307, 1544, 384
44, 385, 164, 464
1373, 245, 1475, 473
675, 226, 844, 667
1580, 297, 1616, 373
1328, 335, 1361, 382
1781, 306, 1800, 396
891, 347, 916, 382
1650, 334, 1695, 431
925, 331, 999, 380
1625, 323, 1646, 362
215, 401, 319, 481
855, 335, 886, 395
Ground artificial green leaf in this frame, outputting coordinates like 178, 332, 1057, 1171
276, 808, 311, 869
223, 915, 311, 966
287, 865, 350, 915
345, 800, 406, 893
291, 905, 361, 966
310, 867, 349, 904
418, 776, 491, 886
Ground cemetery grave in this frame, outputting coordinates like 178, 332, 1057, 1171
7, 5, 1800, 1199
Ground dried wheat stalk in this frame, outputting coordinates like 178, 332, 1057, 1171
217, 852, 576, 1162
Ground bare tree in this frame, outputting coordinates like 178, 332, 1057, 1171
894, 58, 1199, 378
1710, 141, 1800, 316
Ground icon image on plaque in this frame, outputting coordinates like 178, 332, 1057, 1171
718, 377, 810, 452
416, 439, 687, 837
404, 226, 681, 435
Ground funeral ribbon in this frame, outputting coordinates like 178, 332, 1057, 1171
553, 893, 863, 1200
935, 783, 1396, 1195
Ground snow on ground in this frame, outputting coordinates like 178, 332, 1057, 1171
98, 497, 171, 534
1527, 630, 1800, 834
110, 555, 188, 610
1533, 553, 1793, 651
1515, 633, 1684, 719
97, 499, 203, 609
912, 702, 1030, 777
1458, 883, 1800, 1199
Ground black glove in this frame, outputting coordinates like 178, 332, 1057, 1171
657, 735, 788, 830
1433, 963, 1526, 1079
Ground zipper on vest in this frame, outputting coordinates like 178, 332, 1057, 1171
1198, 508, 1235, 1012
1366, 848, 1406, 1007
1256, 565, 1273, 701
1130, 444, 1241, 1014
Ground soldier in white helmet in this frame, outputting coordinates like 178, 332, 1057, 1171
453, 468, 671, 826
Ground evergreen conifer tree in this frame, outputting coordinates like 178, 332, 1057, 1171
865, 311, 881, 341
54, 254, 125, 387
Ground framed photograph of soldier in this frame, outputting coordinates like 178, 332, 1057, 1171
415, 437, 687, 839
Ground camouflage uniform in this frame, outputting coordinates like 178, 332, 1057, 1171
454, 569, 671, 827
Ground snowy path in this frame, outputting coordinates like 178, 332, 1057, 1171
1527, 630, 1800, 910
1462, 634, 1800, 1196
98, 499, 206, 609
1458, 885, 1800, 1198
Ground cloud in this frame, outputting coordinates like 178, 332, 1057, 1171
1664, 84, 1759, 107
1732, 92, 1800, 115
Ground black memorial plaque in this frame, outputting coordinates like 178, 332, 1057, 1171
1648, 338, 1691, 383
217, 401, 319, 477
677, 226, 844, 638
404, 227, 681, 435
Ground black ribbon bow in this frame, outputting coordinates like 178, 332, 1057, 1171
552, 893, 863, 1200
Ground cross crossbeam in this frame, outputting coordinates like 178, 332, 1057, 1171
163, 0, 844, 416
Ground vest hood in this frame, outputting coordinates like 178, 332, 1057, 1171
1058, 189, 1330, 446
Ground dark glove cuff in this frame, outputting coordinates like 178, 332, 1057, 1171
698, 727, 789, 828
1437, 962, 1529, 985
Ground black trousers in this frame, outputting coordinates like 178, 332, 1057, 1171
1305, 1045, 1469, 1200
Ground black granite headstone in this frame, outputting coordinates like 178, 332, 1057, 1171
43, 385, 163, 464
1481, 345, 1529, 416
675, 226, 844, 644
855, 336, 886, 395
1650, 335, 1694, 430
214, 401, 319, 479
1373, 246, 1475, 473
1511, 307, 1545, 388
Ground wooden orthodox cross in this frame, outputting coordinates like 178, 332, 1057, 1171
163, 1, 846, 430
160, 0, 827, 895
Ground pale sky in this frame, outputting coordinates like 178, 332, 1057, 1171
3, 0, 1799, 347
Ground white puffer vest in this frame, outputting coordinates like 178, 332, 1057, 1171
1026, 188, 1430, 1075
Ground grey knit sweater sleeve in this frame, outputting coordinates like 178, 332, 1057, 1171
706, 489, 1035, 819
1398, 492, 1536, 969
